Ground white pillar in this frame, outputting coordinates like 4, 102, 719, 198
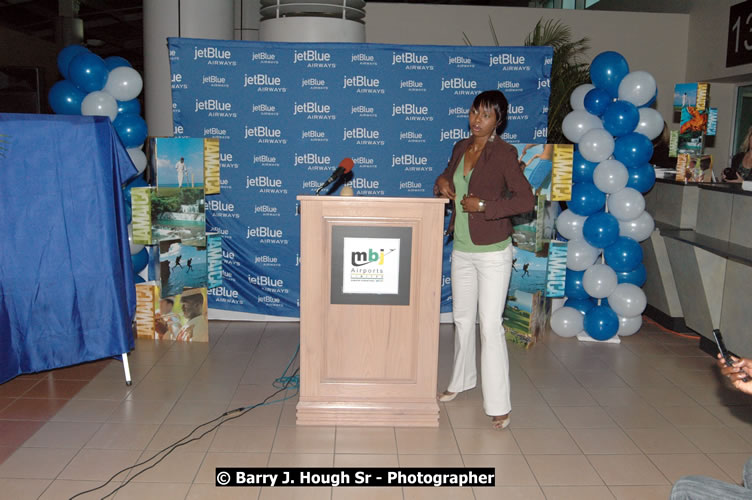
259, 0, 365, 43
143, 0, 234, 138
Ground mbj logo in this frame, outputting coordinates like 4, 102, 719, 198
294, 153, 331, 167
440, 128, 470, 142
392, 154, 428, 168
252, 51, 277, 62
489, 53, 526, 66
440, 77, 478, 92
351, 248, 394, 267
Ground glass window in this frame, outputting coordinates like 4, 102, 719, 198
733, 84, 752, 153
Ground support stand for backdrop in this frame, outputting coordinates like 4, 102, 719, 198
297, 196, 447, 427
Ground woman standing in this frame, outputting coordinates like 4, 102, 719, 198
434, 90, 534, 429
725, 126, 752, 183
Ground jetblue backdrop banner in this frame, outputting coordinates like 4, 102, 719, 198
168, 38, 552, 318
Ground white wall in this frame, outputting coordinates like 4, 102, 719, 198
365, 3, 689, 137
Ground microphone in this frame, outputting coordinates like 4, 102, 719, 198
315, 157, 354, 195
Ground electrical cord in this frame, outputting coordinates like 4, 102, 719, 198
69, 345, 300, 500
643, 316, 700, 340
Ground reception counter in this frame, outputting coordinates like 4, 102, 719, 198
643, 178, 752, 356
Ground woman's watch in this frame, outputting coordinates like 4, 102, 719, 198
478, 199, 486, 211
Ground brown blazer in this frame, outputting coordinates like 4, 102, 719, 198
434, 136, 535, 245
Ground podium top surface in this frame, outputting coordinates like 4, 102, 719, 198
297, 195, 448, 204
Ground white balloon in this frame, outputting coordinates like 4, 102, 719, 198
567, 238, 601, 271
104, 66, 143, 101
593, 159, 629, 194
617, 314, 642, 336
608, 283, 647, 317
608, 187, 646, 221
556, 209, 588, 241
583, 263, 618, 299
570, 83, 596, 111
550, 306, 584, 337
618, 211, 655, 242
579, 128, 615, 163
127, 223, 144, 255
127, 147, 147, 175
634, 107, 664, 141
81, 90, 118, 121
562, 110, 603, 143
618, 71, 657, 107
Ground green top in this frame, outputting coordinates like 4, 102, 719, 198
452, 155, 511, 253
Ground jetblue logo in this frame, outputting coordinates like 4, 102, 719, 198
193, 46, 236, 66
345, 178, 381, 189
252, 52, 277, 63
244, 73, 286, 93
246, 227, 282, 238
301, 130, 327, 142
253, 154, 279, 166
194, 99, 236, 117
171, 73, 186, 89
343, 75, 384, 94
294, 153, 331, 167
351, 53, 376, 64
252, 103, 278, 115
534, 127, 547, 140
207, 199, 239, 219
254, 204, 279, 216
301, 77, 327, 90
399, 79, 426, 91
393, 52, 428, 64
507, 104, 528, 121
246, 176, 287, 194
400, 180, 423, 192
201, 75, 227, 87
343, 127, 380, 140
255, 255, 280, 266
498, 80, 522, 92
294, 49, 335, 68
303, 180, 323, 189
392, 154, 428, 168
537, 78, 550, 90
449, 106, 469, 116
353, 156, 376, 168
202, 127, 229, 138
501, 132, 518, 141
440, 77, 478, 93
399, 131, 425, 143
449, 56, 473, 67
293, 101, 335, 120
248, 275, 284, 287
244, 125, 286, 144
208, 286, 239, 299
440, 128, 470, 142
489, 53, 530, 70
392, 103, 431, 121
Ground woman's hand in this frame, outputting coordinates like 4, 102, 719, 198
718, 354, 752, 395
436, 177, 456, 200
460, 194, 485, 213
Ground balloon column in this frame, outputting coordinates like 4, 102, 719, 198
48, 44, 149, 283
551, 51, 659, 341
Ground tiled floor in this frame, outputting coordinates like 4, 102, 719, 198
1, 319, 751, 499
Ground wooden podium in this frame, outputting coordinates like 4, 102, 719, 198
296, 196, 448, 427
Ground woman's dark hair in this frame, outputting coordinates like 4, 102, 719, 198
471, 90, 508, 134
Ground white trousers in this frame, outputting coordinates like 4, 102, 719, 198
448, 247, 513, 416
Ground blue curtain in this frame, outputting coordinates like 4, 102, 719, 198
0, 114, 137, 383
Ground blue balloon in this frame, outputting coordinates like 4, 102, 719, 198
113, 113, 148, 148
572, 150, 598, 183
132, 247, 149, 272
57, 44, 89, 79
68, 52, 108, 92
568, 182, 606, 216
104, 56, 132, 71
123, 174, 149, 205
117, 99, 141, 115
565, 298, 596, 315
602, 100, 640, 137
565, 269, 589, 300
134, 274, 146, 284
584, 305, 619, 340
590, 51, 630, 98
626, 162, 656, 193
583, 211, 620, 248
613, 132, 654, 168
617, 263, 647, 287
583, 88, 611, 116
604, 236, 643, 272
48, 80, 86, 115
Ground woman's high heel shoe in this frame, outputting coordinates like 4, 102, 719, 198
437, 391, 457, 402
